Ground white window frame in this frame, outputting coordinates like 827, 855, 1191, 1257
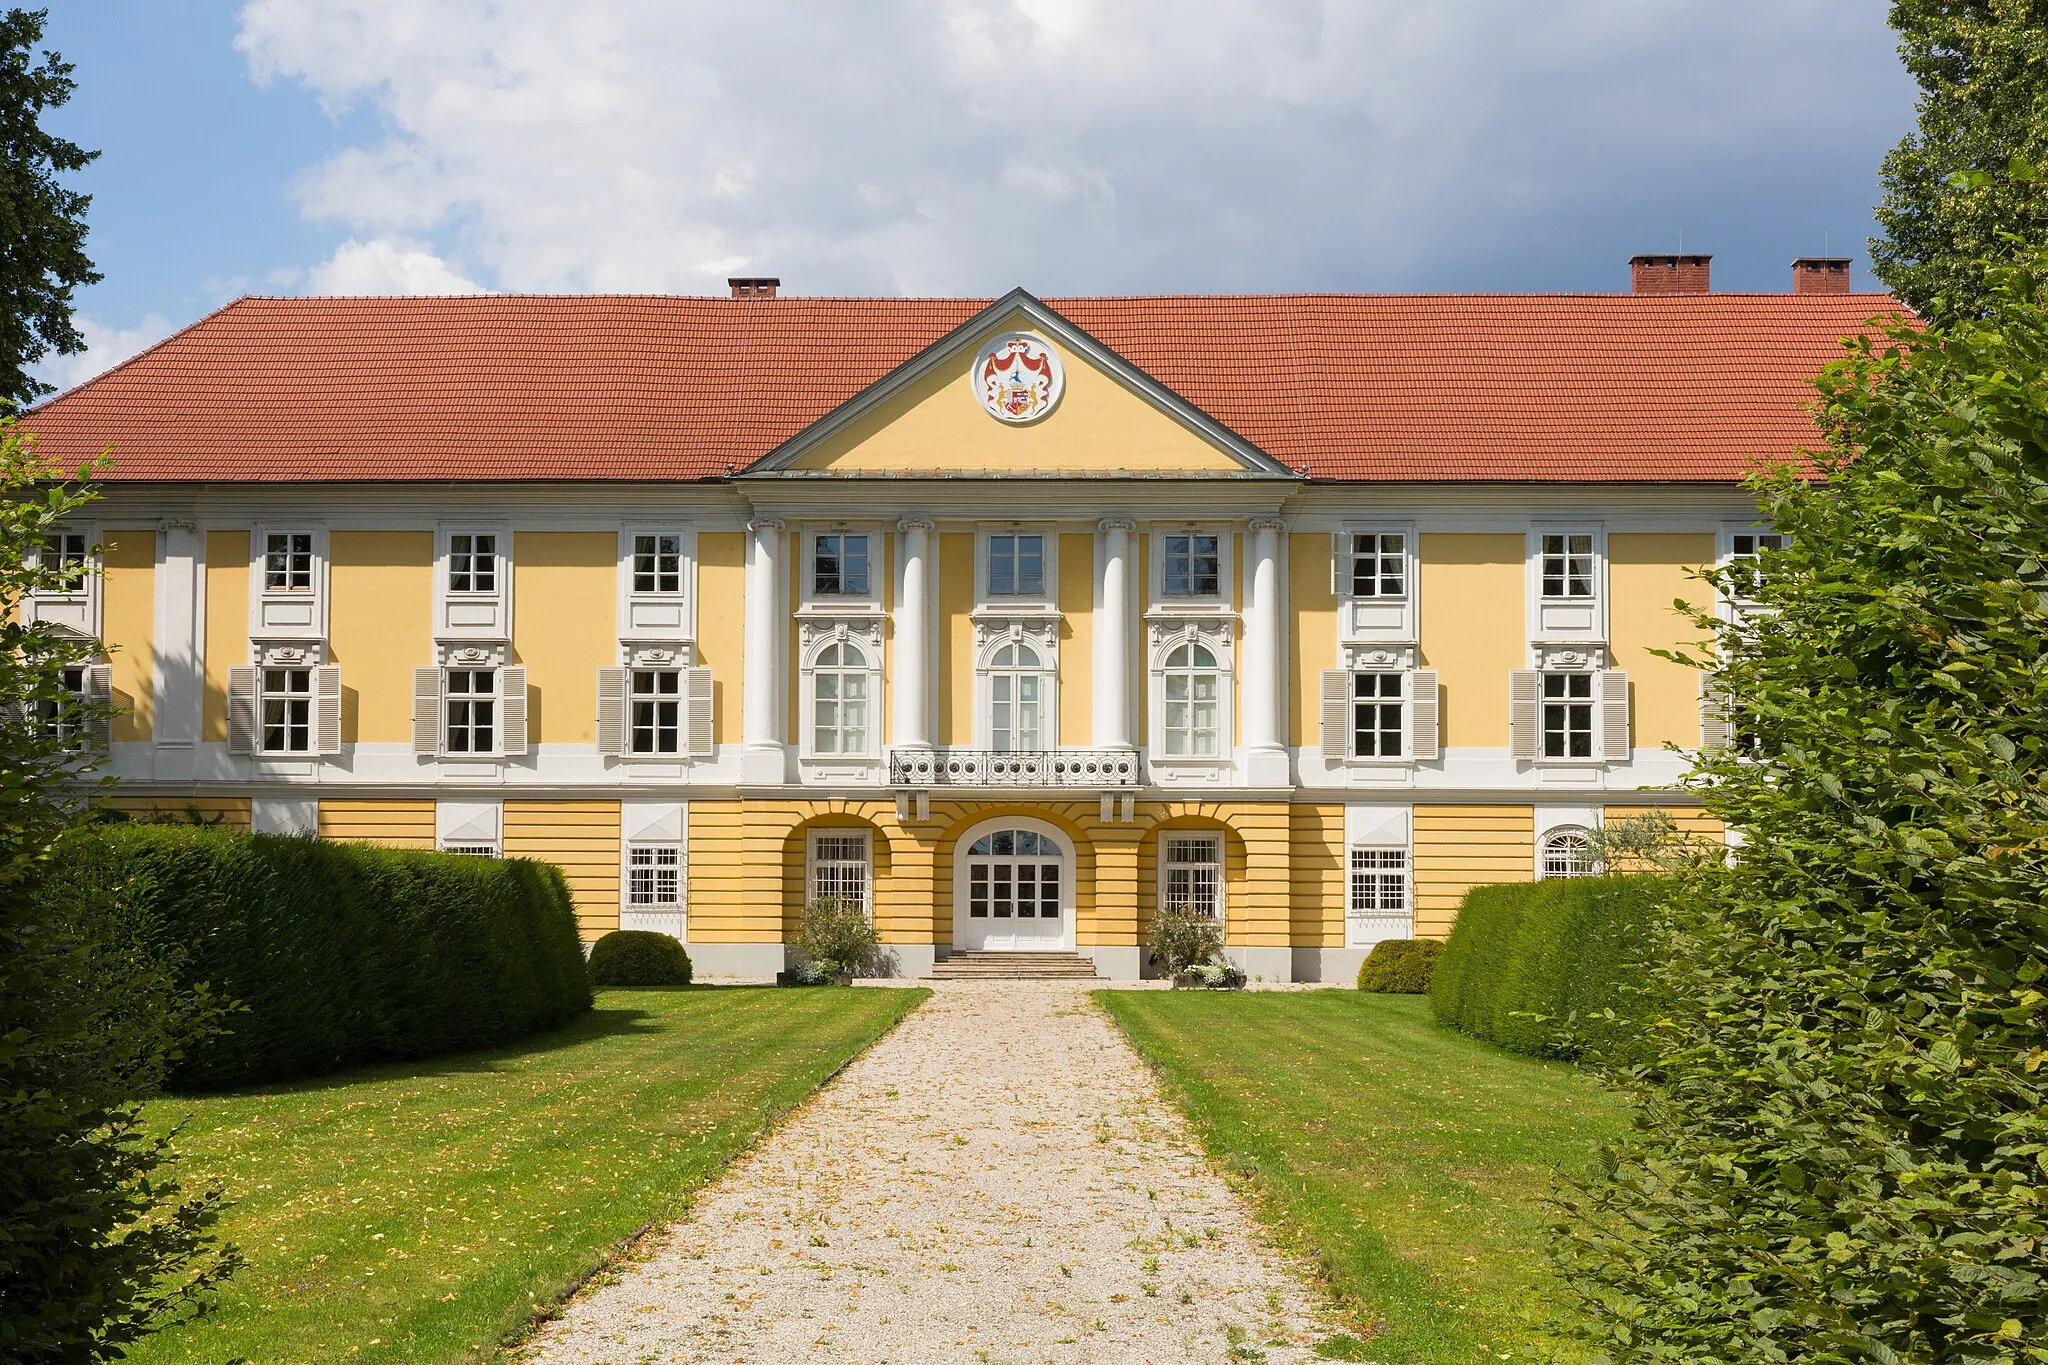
442, 666, 501, 756
978, 632, 1057, 753
25, 523, 99, 637
625, 843, 684, 910
1718, 523, 1787, 617
1349, 667, 1407, 761
437, 524, 512, 639
975, 525, 1058, 612
1343, 805, 1413, 947
619, 801, 687, 936
435, 799, 501, 858
248, 524, 330, 642
257, 662, 317, 755
806, 828, 873, 913
617, 525, 694, 642
627, 667, 684, 756
1336, 524, 1416, 641
1347, 847, 1412, 945
1539, 825, 1601, 880
1148, 524, 1232, 609
1526, 525, 1606, 641
1539, 669, 1598, 761
805, 530, 880, 607
1148, 630, 1234, 764
1159, 831, 1225, 927
802, 636, 877, 759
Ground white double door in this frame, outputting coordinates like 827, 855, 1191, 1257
959, 825, 1069, 951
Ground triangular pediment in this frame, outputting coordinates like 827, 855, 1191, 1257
745, 290, 1295, 479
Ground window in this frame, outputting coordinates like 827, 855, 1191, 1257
987, 534, 1044, 596
1348, 848, 1410, 934
627, 845, 682, 907
809, 832, 870, 911
260, 666, 314, 753
449, 534, 497, 593
1162, 834, 1223, 920
1542, 673, 1594, 758
989, 641, 1045, 751
1351, 672, 1403, 758
444, 669, 497, 753
1349, 533, 1406, 597
966, 828, 1063, 921
632, 534, 683, 594
1542, 828, 1598, 879
264, 532, 314, 591
36, 665, 87, 750
1730, 533, 1784, 558
630, 670, 681, 754
1540, 533, 1595, 598
813, 534, 869, 596
1162, 534, 1219, 597
1161, 641, 1221, 757
442, 843, 500, 858
40, 532, 88, 591
1727, 532, 1786, 601
812, 642, 870, 755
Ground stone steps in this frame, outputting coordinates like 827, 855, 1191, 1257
927, 951, 1100, 981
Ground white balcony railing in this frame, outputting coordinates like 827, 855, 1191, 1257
889, 747, 1142, 789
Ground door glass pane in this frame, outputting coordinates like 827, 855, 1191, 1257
1040, 865, 1060, 919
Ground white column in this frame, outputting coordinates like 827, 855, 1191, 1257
893, 518, 933, 751
741, 517, 786, 784
1243, 517, 1289, 786
153, 517, 203, 779
1094, 518, 1135, 751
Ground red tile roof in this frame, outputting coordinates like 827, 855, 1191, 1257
21, 291, 1903, 483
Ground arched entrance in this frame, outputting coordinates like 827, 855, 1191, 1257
953, 816, 1073, 952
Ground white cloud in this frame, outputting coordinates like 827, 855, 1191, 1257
235, 0, 1915, 297
305, 237, 488, 295
36, 313, 178, 394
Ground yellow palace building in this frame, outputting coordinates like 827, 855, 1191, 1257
22, 256, 1886, 980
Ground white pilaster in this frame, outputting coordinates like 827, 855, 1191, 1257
1095, 518, 1135, 751
153, 518, 203, 780
1243, 517, 1289, 786
742, 518, 787, 784
893, 518, 934, 753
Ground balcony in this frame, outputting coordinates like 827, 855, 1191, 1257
889, 747, 1143, 789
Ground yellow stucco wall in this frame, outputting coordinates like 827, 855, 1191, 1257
788, 322, 1243, 474
202, 530, 248, 742
1290, 803, 1347, 948
1413, 803, 1535, 938
695, 532, 745, 745
505, 800, 621, 938
1288, 531, 1336, 748
318, 798, 435, 848
1419, 534, 1525, 749
1608, 533, 1715, 749
100, 528, 154, 743
328, 531, 432, 745
512, 532, 615, 746
937, 532, 975, 745
1058, 531, 1093, 745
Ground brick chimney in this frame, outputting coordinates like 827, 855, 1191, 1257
728, 276, 780, 299
1629, 253, 1712, 295
1790, 257, 1851, 295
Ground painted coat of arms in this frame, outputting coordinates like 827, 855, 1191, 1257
973, 332, 1064, 424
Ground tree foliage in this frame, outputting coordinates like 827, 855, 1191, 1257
1554, 268, 2048, 1362
1873, 1, 2048, 317
0, 8, 97, 412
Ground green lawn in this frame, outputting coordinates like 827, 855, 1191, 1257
1097, 990, 1627, 1364
130, 986, 927, 1365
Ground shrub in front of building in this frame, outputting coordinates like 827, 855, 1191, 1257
51, 824, 592, 1090
1427, 876, 1662, 1058
794, 895, 879, 978
1354, 938, 1444, 993
587, 929, 692, 987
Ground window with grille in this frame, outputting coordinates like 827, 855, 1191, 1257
1542, 672, 1594, 758
441, 843, 499, 858
40, 532, 88, 591
988, 641, 1045, 751
1162, 834, 1223, 921
813, 534, 869, 596
1347, 848, 1411, 942
448, 534, 497, 593
1540, 533, 1595, 598
1349, 533, 1406, 597
444, 669, 497, 753
1542, 829, 1597, 879
809, 832, 871, 910
628, 845, 682, 907
1162, 534, 1219, 597
632, 533, 683, 594
1161, 641, 1221, 756
812, 642, 870, 755
264, 532, 315, 591
630, 669, 680, 754
260, 666, 314, 753
987, 534, 1044, 596
1351, 672, 1403, 757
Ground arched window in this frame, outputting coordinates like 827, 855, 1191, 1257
1541, 828, 1597, 879
1161, 642, 1221, 757
812, 641, 870, 755
988, 641, 1045, 752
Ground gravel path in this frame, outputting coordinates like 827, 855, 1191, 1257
518, 981, 1340, 1363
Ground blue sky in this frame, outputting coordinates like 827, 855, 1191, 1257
41, 1, 1918, 390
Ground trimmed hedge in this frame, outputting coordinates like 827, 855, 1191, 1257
51, 824, 592, 1089
1427, 875, 1663, 1058
1355, 938, 1443, 993
588, 930, 693, 986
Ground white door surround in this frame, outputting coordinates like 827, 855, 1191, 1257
952, 815, 1075, 952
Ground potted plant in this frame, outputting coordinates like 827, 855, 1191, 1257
1148, 903, 1244, 989
778, 894, 880, 986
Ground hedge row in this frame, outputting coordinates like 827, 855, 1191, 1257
1427, 875, 1664, 1058
52, 823, 593, 1090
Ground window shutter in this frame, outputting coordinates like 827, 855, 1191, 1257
499, 666, 529, 757
685, 667, 715, 758
315, 665, 343, 755
1319, 669, 1349, 761
228, 666, 258, 756
84, 663, 113, 751
596, 666, 627, 756
1509, 669, 1540, 761
1409, 669, 1440, 761
412, 667, 442, 756
1699, 670, 1731, 750
1600, 670, 1631, 759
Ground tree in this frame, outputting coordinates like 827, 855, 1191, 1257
1872, 2, 2048, 317
0, 427, 237, 1361
0, 8, 97, 412
1554, 266, 2048, 1362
